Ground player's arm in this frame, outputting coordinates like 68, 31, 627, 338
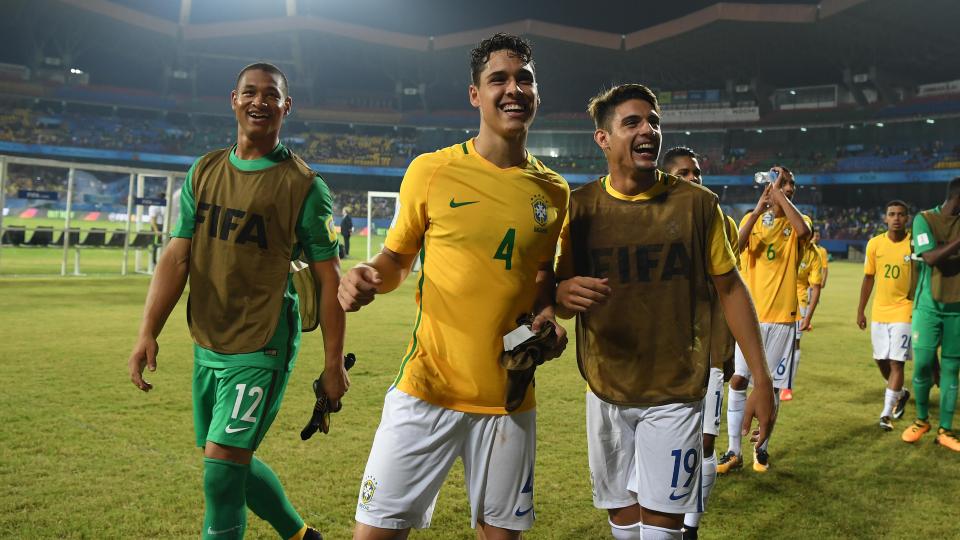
128, 165, 197, 392
821, 266, 829, 288
768, 167, 811, 241
338, 248, 418, 312
857, 238, 876, 330
919, 236, 960, 268
711, 269, 775, 445
127, 237, 191, 391
800, 284, 821, 332
531, 263, 568, 359
311, 257, 349, 402
554, 212, 610, 318
340, 157, 429, 311
708, 206, 774, 444
738, 184, 772, 253
857, 275, 874, 330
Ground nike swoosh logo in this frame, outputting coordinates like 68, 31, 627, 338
225, 425, 250, 434
669, 490, 689, 501
450, 198, 479, 208
515, 506, 533, 517
207, 525, 242, 535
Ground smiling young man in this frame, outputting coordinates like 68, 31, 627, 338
719, 167, 811, 475
127, 63, 347, 540
555, 86, 774, 540
857, 201, 913, 431
662, 146, 740, 540
338, 34, 569, 539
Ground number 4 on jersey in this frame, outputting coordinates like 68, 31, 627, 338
494, 228, 516, 270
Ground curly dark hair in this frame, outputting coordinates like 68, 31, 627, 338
470, 33, 534, 85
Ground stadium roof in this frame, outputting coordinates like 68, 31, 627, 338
2, 0, 959, 113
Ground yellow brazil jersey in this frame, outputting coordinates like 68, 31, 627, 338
739, 211, 812, 324
385, 139, 569, 414
796, 244, 823, 312
863, 233, 913, 323
725, 213, 741, 270
557, 171, 735, 279
817, 245, 829, 269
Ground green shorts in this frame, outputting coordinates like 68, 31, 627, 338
193, 364, 291, 450
912, 308, 960, 357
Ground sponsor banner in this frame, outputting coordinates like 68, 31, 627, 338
135, 196, 166, 206
17, 190, 58, 201
662, 106, 760, 124
917, 79, 960, 97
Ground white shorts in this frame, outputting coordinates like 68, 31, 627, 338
355, 389, 536, 531
703, 368, 724, 437
586, 392, 704, 514
734, 322, 796, 390
872, 322, 913, 362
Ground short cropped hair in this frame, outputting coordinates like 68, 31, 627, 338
948, 176, 960, 199
662, 146, 699, 169
236, 62, 288, 96
470, 33, 533, 85
885, 200, 909, 213
587, 84, 659, 131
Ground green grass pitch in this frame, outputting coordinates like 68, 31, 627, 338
0, 259, 957, 538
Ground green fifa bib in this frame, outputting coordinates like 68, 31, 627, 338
187, 148, 315, 353
569, 177, 717, 407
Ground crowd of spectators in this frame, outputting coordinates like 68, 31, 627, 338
2, 96, 960, 181
818, 206, 890, 240
331, 191, 396, 220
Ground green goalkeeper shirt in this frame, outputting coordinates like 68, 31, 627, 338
912, 206, 960, 315
171, 143, 339, 370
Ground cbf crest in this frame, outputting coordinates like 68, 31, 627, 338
531, 193, 556, 233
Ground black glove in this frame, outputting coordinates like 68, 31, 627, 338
301, 353, 356, 441
500, 315, 561, 412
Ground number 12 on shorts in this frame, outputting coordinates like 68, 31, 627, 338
231, 383, 263, 423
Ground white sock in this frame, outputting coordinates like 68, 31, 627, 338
758, 393, 781, 452
641, 523, 682, 540
683, 451, 716, 528
609, 519, 643, 540
726, 388, 747, 454
881, 388, 899, 417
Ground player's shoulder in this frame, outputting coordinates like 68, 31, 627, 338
570, 177, 605, 200
526, 154, 570, 193
195, 146, 231, 168
399, 144, 465, 186
410, 143, 464, 170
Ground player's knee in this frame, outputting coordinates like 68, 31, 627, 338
730, 375, 748, 390
608, 505, 643, 526
702, 434, 716, 456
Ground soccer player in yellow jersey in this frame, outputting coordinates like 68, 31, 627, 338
783, 241, 823, 401
857, 200, 913, 431
662, 146, 739, 540
813, 229, 829, 290
719, 166, 811, 474
338, 34, 569, 540
555, 85, 774, 540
